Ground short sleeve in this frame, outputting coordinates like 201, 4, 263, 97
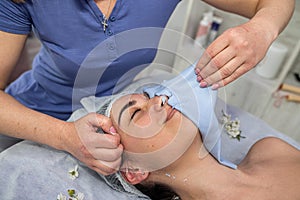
0, 0, 32, 34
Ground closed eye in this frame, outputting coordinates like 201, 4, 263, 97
130, 108, 141, 121
129, 93, 149, 122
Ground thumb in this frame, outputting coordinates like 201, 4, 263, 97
87, 113, 113, 133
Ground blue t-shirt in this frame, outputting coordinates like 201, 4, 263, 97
1, 0, 181, 120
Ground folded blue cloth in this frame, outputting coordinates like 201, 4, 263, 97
144, 64, 237, 169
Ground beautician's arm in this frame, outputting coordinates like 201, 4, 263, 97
196, 0, 295, 88
0, 31, 122, 175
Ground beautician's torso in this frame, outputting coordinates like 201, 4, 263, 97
1, 0, 181, 120
237, 137, 300, 200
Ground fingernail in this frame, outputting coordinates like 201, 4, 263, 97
194, 68, 200, 75
200, 81, 208, 88
211, 83, 220, 90
197, 76, 202, 82
109, 126, 117, 135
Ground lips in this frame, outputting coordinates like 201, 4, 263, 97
166, 107, 177, 122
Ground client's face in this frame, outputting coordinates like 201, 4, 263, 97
110, 93, 198, 154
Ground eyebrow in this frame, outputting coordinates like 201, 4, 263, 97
118, 100, 137, 125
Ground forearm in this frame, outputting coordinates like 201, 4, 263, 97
0, 91, 69, 151
203, 0, 295, 40
250, 0, 294, 42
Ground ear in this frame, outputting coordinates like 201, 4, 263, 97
121, 169, 149, 185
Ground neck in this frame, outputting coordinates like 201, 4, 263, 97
149, 134, 252, 200
95, 0, 115, 18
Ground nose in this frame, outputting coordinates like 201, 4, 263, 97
161, 96, 167, 106
150, 95, 168, 111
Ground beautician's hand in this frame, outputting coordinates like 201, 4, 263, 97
195, 21, 272, 89
64, 113, 123, 175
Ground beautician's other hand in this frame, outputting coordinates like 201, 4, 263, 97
64, 113, 123, 175
195, 21, 272, 89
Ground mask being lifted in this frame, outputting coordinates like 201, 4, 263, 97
143, 64, 237, 169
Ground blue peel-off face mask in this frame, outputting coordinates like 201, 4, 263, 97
143, 64, 237, 169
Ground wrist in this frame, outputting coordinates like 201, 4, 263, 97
245, 18, 278, 46
249, 10, 282, 44
55, 120, 76, 152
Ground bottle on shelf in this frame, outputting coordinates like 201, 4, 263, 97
207, 15, 223, 45
194, 11, 213, 48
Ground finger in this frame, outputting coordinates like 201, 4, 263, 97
212, 62, 251, 88
196, 51, 211, 73
198, 46, 236, 80
202, 55, 244, 86
100, 157, 123, 172
196, 35, 229, 71
92, 156, 123, 175
91, 144, 123, 161
95, 113, 114, 133
87, 133, 121, 149
85, 113, 113, 134
90, 164, 117, 176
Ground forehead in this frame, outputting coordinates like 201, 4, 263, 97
112, 94, 138, 108
116, 94, 135, 102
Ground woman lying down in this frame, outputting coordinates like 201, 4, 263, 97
108, 92, 300, 200
1, 65, 300, 199
74, 64, 300, 200
107, 86, 300, 199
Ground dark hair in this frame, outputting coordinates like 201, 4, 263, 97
136, 183, 181, 200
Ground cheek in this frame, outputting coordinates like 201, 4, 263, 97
119, 132, 173, 153
134, 114, 152, 127
121, 119, 181, 154
120, 134, 161, 153
122, 110, 167, 139
137, 108, 167, 126
121, 113, 199, 172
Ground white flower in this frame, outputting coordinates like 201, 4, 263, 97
57, 193, 67, 200
221, 110, 245, 141
68, 189, 85, 200
221, 112, 231, 124
76, 192, 85, 200
58, 165, 85, 200
68, 164, 79, 180
227, 129, 241, 138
